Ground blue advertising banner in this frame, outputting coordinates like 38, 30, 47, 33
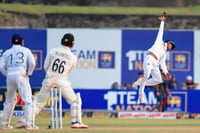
122, 30, 193, 89
61, 89, 200, 113
0, 29, 46, 87
0, 88, 199, 113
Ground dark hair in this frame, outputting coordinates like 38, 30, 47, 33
164, 40, 175, 50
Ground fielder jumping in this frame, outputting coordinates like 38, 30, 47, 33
16, 33, 88, 128
135, 16, 175, 104
0, 34, 37, 129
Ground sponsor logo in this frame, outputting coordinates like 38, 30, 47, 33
104, 91, 157, 111
118, 112, 176, 119
148, 113, 161, 117
168, 96, 181, 107
190, 114, 200, 119
119, 113, 132, 118
73, 50, 96, 69
177, 113, 190, 119
166, 92, 187, 112
175, 55, 186, 63
31, 50, 43, 70
12, 111, 24, 117
163, 113, 176, 117
171, 51, 190, 71
98, 51, 115, 69
126, 50, 170, 71
72, 50, 116, 69
133, 113, 146, 118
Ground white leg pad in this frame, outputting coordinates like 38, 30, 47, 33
70, 93, 82, 123
15, 97, 35, 128
1, 101, 16, 125
24, 102, 33, 126
32, 96, 36, 125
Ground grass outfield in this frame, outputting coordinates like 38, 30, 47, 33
1, 3, 200, 16
0, 112, 200, 133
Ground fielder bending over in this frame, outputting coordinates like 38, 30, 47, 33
16, 33, 88, 128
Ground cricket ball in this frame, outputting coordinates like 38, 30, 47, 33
163, 11, 167, 15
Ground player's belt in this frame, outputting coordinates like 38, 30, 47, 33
149, 52, 158, 60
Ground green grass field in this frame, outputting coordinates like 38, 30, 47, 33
1, 3, 200, 16
1, 112, 200, 133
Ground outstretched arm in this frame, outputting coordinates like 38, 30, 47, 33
154, 16, 167, 43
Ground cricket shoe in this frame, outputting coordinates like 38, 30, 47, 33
25, 124, 39, 130
15, 120, 26, 128
71, 122, 88, 128
0, 124, 13, 129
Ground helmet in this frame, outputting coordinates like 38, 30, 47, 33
164, 40, 175, 50
61, 33, 75, 48
11, 34, 24, 45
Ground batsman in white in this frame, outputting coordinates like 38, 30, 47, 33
135, 16, 175, 104
16, 33, 88, 128
0, 34, 37, 129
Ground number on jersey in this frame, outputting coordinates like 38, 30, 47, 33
52, 58, 66, 74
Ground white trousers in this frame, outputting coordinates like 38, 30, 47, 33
35, 77, 83, 124
139, 55, 163, 95
1, 74, 33, 126
35, 77, 77, 115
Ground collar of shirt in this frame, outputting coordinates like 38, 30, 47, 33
12, 45, 21, 48
62, 45, 71, 50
